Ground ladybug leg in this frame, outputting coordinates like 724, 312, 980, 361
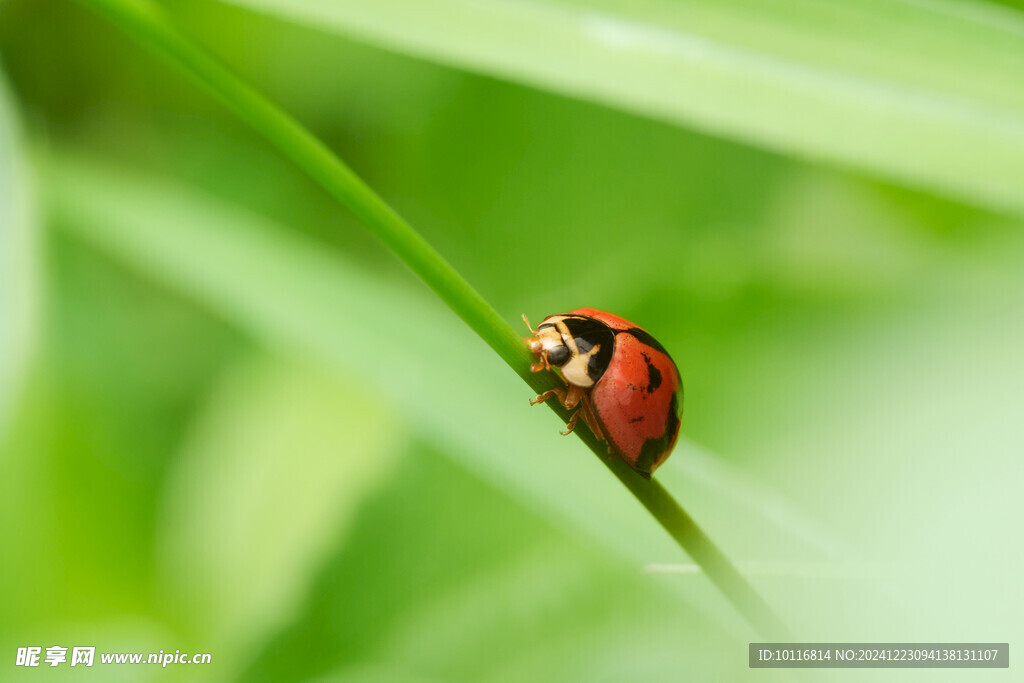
531, 383, 584, 409
533, 385, 592, 437
578, 394, 606, 442
560, 399, 605, 440
561, 408, 582, 436
530, 387, 566, 407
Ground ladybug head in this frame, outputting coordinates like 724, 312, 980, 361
523, 313, 613, 390
525, 316, 573, 371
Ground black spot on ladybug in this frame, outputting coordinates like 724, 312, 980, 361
641, 352, 662, 393
634, 392, 681, 478
629, 416, 645, 424
587, 349, 612, 382
620, 327, 681, 381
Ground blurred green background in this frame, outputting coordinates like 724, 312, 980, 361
1, 0, 1023, 680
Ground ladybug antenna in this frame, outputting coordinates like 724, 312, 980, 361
521, 314, 537, 334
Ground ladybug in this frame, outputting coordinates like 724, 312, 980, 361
524, 308, 682, 479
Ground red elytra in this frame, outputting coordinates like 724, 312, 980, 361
524, 308, 682, 479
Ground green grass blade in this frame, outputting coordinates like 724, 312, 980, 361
0, 67, 39, 435
76, 0, 788, 637
215, 0, 1024, 217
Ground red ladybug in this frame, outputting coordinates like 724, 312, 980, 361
524, 308, 682, 479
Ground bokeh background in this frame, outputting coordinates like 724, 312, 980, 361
2, 0, 1023, 680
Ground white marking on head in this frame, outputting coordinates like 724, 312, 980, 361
561, 343, 599, 388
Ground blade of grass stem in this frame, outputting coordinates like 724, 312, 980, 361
77, 0, 789, 638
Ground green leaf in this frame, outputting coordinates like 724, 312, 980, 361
157, 355, 403, 669
214, 0, 1024, 216
0, 65, 38, 435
